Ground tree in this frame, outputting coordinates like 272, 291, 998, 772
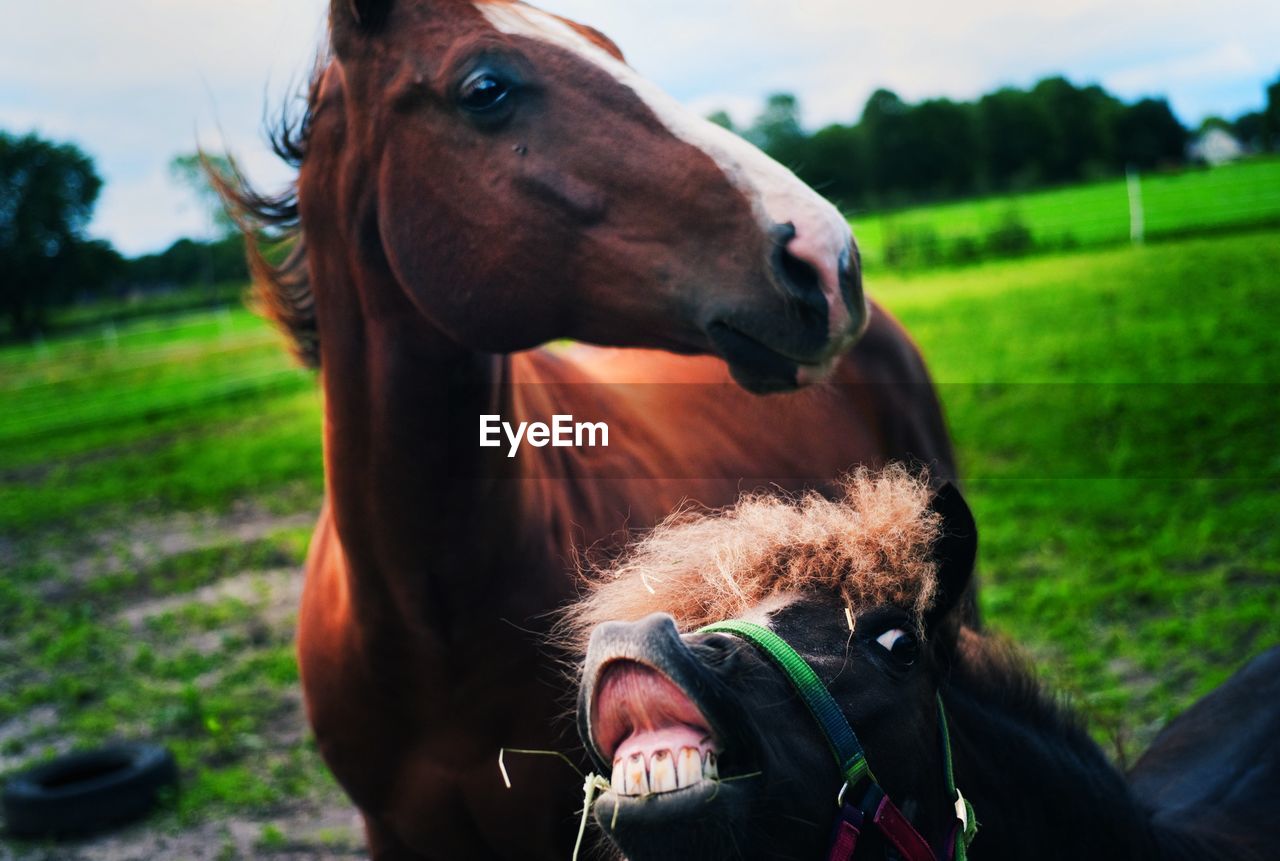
858, 89, 912, 202
0, 131, 105, 335
1233, 111, 1266, 151
1115, 98, 1187, 170
706, 110, 736, 133
1031, 77, 1121, 182
1265, 74, 1280, 152
125, 235, 247, 287
976, 87, 1056, 190
903, 98, 978, 198
169, 152, 236, 239
167, 153, 249, 290
745, 93, 808, 171
800, 123, 867, 209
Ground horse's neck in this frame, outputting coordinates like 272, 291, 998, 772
942, 640, 1213, 860
315, 284, 552, 633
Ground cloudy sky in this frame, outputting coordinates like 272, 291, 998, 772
2, 0, 1276, 256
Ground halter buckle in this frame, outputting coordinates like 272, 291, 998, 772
836, 781, 850, 808
954, 788, 968, 830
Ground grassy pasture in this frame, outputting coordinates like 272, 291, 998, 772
0, 229, 1277, 855
851, 156, 1280, 268
876, 232, 1279, 749
0, 309, 322, 533
0, 312, 342, 857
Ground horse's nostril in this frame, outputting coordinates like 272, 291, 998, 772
769, 221, 824, 311
773, 245, 824, 315
769, 221, 798, 246
778, 245, 822, 300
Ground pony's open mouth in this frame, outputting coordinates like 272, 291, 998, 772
592, 661, 722, 797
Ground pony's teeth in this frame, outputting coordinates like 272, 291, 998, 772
611, 758, 625, 794
649, 750, 677, 792
703, 751, 718, 780
677, 747, 702, 787
626, 753, 649, 795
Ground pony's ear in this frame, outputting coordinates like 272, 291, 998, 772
924, 482, 978, 633
332, 0, 393, 52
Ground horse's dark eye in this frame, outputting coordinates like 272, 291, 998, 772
874, 628, 919, 665
459, 71, 512, 114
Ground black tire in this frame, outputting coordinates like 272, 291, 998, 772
2, 743, 178, 838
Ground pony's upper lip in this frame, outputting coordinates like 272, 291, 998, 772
591, 660, 719, 762
590, 660, 723, 798
580, 614, 745, 796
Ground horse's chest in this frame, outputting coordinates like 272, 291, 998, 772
303, 626, 580, 857
302, 592, 572, 754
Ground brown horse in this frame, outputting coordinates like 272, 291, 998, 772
225, 1, 955, 857
573, 470, 1280, 860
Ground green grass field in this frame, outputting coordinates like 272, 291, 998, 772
851, 156, 1280, 268
0, 311, 340, 855
0, 309, 322, 533
875, 233, 1279, 753
0, 229, 1276, 851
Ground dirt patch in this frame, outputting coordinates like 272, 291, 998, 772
0, 709, 60, 774
4, 502, 314, 582
2, 505, 367, 861
60, 507, 318, 587
0, 436, 177, 487
116, 568, 305, 632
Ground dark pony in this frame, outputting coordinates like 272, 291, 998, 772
573, 470, 1280, 860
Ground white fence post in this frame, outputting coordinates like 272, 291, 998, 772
1127, 166, 1145, 246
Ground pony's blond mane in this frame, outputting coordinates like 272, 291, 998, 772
566, 465, 943, 645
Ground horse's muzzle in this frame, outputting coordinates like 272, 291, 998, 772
707, 227, 866, 394
771, 223, 865, 333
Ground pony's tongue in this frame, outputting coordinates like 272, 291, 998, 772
592, 661, 717, 762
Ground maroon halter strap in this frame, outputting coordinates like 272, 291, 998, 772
826, 803, 864, 861
827, 790, 951, 861
873, 794, 938, 861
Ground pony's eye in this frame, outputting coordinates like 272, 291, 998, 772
874, 628, 918, 664
458, 71, 512, 114
875, 628, 906, 651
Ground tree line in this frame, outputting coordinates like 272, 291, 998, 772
1, 133, 246, 337
717, 73, 1280, 211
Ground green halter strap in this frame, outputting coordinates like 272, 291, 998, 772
699, 619, 977, 861
700, 620, 876, 789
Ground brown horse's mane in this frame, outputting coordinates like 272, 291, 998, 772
564, 465, 943, 646
212, 51, 328, 368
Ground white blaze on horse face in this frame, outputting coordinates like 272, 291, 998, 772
478, 2, 856, 339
